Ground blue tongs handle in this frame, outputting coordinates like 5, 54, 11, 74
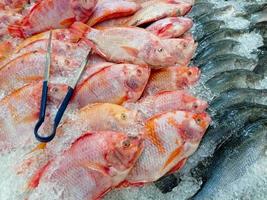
34, 82, 74, 143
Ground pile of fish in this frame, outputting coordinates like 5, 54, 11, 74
0, 0, 213, 200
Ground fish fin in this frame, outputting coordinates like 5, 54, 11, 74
167, 157, 187, 175
8, 23, 25, 38
60, 17, 76, 27
121, 46, 139, 57
70, 22, 90, 39
161, 145, 184, 172
0, 41, 13, 60
158, 23, 173, 35
116, 180, 145, 188
27, 161, 51, 189
82, 162, 110, 176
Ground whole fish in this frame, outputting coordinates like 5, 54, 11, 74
123, 111, 211, 185
193, 119, 267, 200
27, 131, 144, 200
73, 62, 150, 107
0, 51, 81, 96
71, 22, 196, 67
126, 0, 192, 26
8, 0, 97, 38
194, 20, 225, 42
124, 90, 208, 119
46, 103, 142, 156
0, 30, 90, 68
210, 88, 267, 112
143, 66, 200, 96
199, 54, 256, 77
94, 0, 192, 28
0, 82, 66, 153
87, 0, 140, 26
194, 39, 241, 65
146, 17, 193, 39
205, 69, 264, 94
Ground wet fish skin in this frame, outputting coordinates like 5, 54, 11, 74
194, 39, 241, 65
8, 0, 97, 38
197, 5, 235, 24
254, 52, 267, 76
46, 103, 142, 156
197, 28, 246, 50
71, 22, 196, 67
188, 2, 215, 19
124, 111, 211, 185
146, 17, 193, 38
250, 21, 267, 38
27, 131, 144, 200
193, 119, 267, 200
0, 82, 67, 153
0, 51, 82, 96
186, 103, 267, 182
142, 66, 200, 96
124, 90, 208, 119
210, 88, 267, 112
205, 69, 264, 94
154, 174, 178, 194
73, 62, 150, 107
87, 0, 140, 26
194, 20, 225, 42
199, 54, 256, 76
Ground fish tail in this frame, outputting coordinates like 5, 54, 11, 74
70, 22, 91, 39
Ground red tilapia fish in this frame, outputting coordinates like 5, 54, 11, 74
124, 90, 208, 119
95, 0, 192, 28
87, 0, 140, 26
0, 51, 82, 96
143, 66, 200, 96
146, 17, 193, 38
74, 62, 150, 107
71, 22, 196, 68
46, 103, 142, 156
0, 82, 66, 153
124, 111, 211, 185
8, 0, 97, 38
27, 131, 144, 200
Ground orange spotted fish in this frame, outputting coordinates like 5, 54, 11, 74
143, 66, 200, 96
124, 90, 208, 119
8, 0, 97, 38
27, 131, 144, 200
124, 111, 211, 185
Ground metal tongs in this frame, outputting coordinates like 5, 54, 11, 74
34, 30, 90, 143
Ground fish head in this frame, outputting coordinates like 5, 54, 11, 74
176, 66, 200, 87
123, 64, 150, 100
107, 104, 143, 132
71, 0, 97, 20
180, 112, 211, 143
181, 92, 208, 112
143, 39, 175, 67
106, 134, 144, 172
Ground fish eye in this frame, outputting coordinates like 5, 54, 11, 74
187, 71, 192, 76
121, 113, 127, 120
195, 118, 202, 124
122, 140, 131, 148
157, 48, 163, 52
137, 69, 142, 76
193, 103, 198, 109
52, 87, 59, 93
